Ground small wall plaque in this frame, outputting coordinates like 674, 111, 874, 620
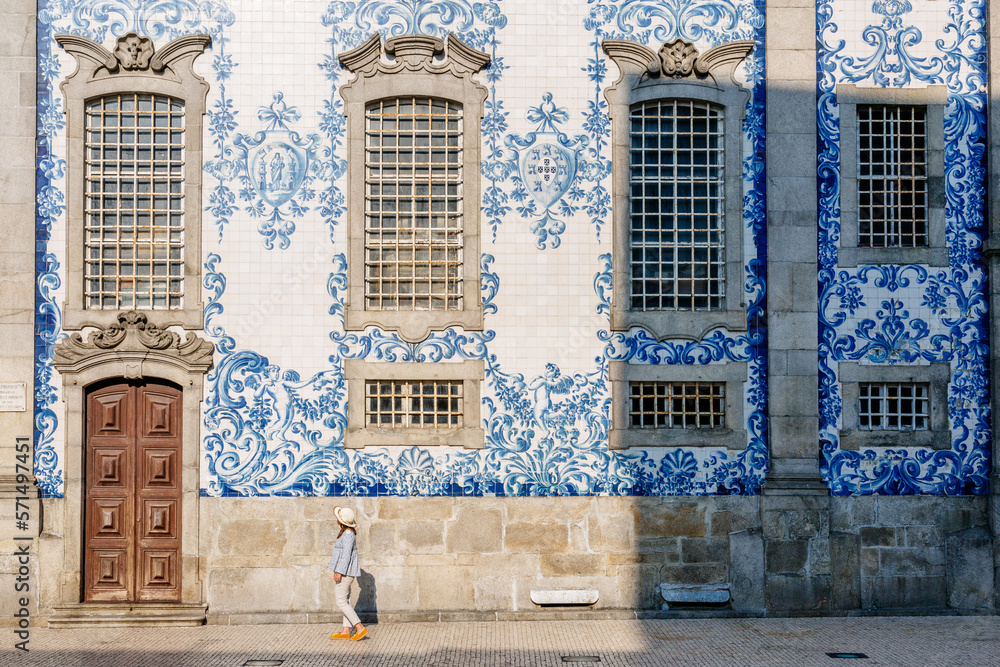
0, 383, 27, 412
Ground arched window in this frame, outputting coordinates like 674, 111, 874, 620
337, 34, 490, 450
56, 32, 210, 330
339, 33, 489, 343
603, 38, 753, 451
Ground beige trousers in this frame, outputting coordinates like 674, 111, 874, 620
335, 576, 361, 627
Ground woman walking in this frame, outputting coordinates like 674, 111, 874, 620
328, 506, 367, 641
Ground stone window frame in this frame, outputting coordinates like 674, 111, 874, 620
839, 361, 951, 450
55, 32, 211, 331
343, 358, 484, 449
608, 360, 747, 450
602, 38, 754, 340
838, 84, 948, 268
338, 34, 489, 343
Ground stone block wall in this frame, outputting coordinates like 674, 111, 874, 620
830, 496, 992, 612
26, 492, 997, 622
200, 496, 759, 623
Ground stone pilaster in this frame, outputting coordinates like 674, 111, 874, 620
0, 0, 39, 624
762, 0, 831, 611
986, 0, 1000, 612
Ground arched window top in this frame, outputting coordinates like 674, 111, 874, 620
366, 95, 463, 109
629, 98, 723, 112
86, 92, 184, 110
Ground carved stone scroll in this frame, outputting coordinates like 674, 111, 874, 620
54, 311, 214, 379
338, 32, 490, 79
603, 38, 755, 86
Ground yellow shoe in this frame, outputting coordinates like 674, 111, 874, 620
350, 627, 368, 641
330, 629, 352, 639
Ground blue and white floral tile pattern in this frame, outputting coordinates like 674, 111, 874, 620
817, 0, 989, 495
197, 0, 770, 497
33, 0, 237, 498
585, 0, 770, 494
206, 92, 322, 250
37, 0, 770, 498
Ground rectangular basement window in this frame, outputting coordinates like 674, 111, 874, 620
344, 359, 484, 449
366, 380, 464, 428
857, 382, 929, 431
629, 381, 725, 429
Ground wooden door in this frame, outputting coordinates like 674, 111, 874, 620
85, 381, 182, 602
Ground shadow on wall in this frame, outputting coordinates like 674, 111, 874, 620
618, 496, 766, 615
356, 569, 378, 622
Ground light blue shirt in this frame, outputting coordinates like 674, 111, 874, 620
328, 529, 361, 577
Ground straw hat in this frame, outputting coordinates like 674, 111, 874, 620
334, 506, 357, 528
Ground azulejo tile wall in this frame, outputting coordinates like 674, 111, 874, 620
31, 0, 987, 500
817, 0, 990, 494
33, 0, 769, 499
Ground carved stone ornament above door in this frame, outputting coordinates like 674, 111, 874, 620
113, 32, 155, 70
53, 311, 214, 380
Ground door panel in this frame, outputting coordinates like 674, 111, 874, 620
92, 449, 127, 487
142, 450, 177, 487
92, 389, 129, 436
142, 389, 179, 438
88, 498, 127, 539
135, 385, 182, 601
90, 551, 129, 595
139, 551, 178, 592
85, 381, 182, 603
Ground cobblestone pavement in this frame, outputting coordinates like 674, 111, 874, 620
6, 616, 1000, 667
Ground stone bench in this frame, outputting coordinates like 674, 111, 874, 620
658, 583, 731, 610
530, 589, 599, 606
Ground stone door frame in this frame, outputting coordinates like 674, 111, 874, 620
52, 311, 213, 605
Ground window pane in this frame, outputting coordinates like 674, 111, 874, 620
629, 100, 725, 312
84, 93, 184, 310
365, 97, 463, 311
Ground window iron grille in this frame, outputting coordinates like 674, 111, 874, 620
84, 93, 184, 310
857, 104, 928, 248
629, 381, 725, 429
365, 97, 463, 311
858, 382, 929, 431
629, 99, 725, 312
366, 380, 464, 428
